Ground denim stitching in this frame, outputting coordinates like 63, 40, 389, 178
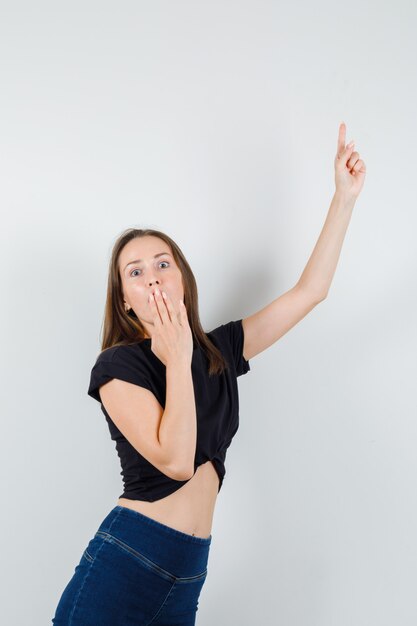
96, 531, 175, 582
96, 530, 208, 582
175, 569, 208, 584
82, 549, 94, 563
145, 571, 207, 625
145, 580, 177, 626
68, 507, 123, 625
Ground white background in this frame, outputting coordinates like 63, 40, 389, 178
1, 1, 416, 624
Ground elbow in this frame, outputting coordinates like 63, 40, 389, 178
313, 289, 328, 303
170, 464, 195, 482
296, 282, 328, 304
161, 447, 195, 481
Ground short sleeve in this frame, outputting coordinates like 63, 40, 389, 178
87, 346, 155, 404
218, 319, 251, 377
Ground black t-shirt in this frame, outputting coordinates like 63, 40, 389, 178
87, 319, 250, 501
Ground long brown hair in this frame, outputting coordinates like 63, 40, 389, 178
98, 227, 228, 377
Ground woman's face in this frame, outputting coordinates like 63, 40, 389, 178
119, 235, 184, 338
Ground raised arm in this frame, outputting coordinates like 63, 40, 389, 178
242, 122, 367, 362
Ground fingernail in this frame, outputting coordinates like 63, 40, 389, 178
347, 140, 355, 148
162, 291, 167, 299
149, 294, 154, 301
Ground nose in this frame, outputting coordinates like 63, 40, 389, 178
149, 280, 160, 294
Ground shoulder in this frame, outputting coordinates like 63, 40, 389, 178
93, 340, 151, 366
208, 319, 244, 345
207, 319, 250, 377
88, 341, 156, 403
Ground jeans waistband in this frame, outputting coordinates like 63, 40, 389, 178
96, 505, 212, 578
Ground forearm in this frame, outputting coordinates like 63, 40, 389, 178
158, 360, 197, 479
297, 191, 357, 299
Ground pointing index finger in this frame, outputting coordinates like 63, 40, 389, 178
337, 121, 346, 155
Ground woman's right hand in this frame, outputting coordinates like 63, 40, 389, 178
148, 288, 193, 367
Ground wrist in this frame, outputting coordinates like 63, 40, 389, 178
333, 189, 357, 209
166, 357, 191, 370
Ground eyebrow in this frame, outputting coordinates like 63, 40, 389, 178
124, 252, 171, 272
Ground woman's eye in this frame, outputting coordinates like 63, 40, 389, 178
130, 261, 169, 277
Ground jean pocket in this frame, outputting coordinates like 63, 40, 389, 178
81, 532, 106, 564
95, 530, 177, 582
67, 532, 178, 625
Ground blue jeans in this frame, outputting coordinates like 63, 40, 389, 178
52, 505, 212, 625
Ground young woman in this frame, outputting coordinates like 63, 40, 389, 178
52, 123, 366, 625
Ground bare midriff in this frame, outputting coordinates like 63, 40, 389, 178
117, 460, 219, 540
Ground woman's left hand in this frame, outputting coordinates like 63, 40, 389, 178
334, 122, 367, 200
